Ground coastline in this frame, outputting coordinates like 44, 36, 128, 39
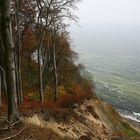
121, 115, 140, 133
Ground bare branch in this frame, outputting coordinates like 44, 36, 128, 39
0, 127, 26, 140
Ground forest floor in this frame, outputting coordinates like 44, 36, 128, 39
0, 99, 140, 140
0, 102, 66, 140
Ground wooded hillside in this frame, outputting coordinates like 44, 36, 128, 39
0, 0, 94, 123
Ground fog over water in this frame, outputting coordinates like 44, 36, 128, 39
69, 0, 140, 122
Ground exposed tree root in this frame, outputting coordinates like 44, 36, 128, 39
0, 127, 26, 140
0, 117, 21, 131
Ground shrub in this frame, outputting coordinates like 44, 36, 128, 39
44, 86, 54, 100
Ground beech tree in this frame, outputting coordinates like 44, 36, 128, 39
48, 0, 79, 100
0, 67, 1, 106
1, 0, 19, 123
0, 0, 85, 122
12, 0, 23, 105
34, 0, 79, 102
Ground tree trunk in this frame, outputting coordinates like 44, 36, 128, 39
37, 31, 45, 104
38, 46, 44, 103
16, 0, 23, 104
52, 44, 58, 100
0, 66, 7, 97
15, 57, 19, 104
0, 66, 8, 106
0, 14, 7, 98
15, 0, 23, 105
0, 72, 1, 106
1, 0, 19, 123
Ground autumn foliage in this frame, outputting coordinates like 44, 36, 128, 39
16, 28, 95, 110
0, 0, 94, 124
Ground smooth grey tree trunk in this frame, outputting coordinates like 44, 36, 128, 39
1, 0, 19, 123
15, 0, 23, 104
38, 47, 44, 103
0, 73, 1, 106
37, 31, 45, 104
0, 66, 7, 97
0, 66, 7, 106
52, 44, 58, 100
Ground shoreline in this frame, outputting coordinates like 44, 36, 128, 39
121, 115, 140, 133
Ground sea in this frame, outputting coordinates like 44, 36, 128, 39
72, 24, 140, 123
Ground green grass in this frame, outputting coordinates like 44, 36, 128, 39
122, 122, 139, 137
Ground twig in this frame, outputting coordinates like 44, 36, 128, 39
0, 126, 9, 131
0, 117, 21, 131
0, 117, 10, 126
0, 117, 10, 131
0, 127, 26, 140
10, 120, 21, 127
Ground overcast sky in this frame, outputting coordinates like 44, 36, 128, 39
69, 0, 140, 49
75, 0, 140, 25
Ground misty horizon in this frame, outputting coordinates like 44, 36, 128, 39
68, 0, 140, 122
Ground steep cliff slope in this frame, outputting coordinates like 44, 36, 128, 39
20, 99, 139, 140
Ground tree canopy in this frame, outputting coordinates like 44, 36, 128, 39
0, 0, 94, 123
